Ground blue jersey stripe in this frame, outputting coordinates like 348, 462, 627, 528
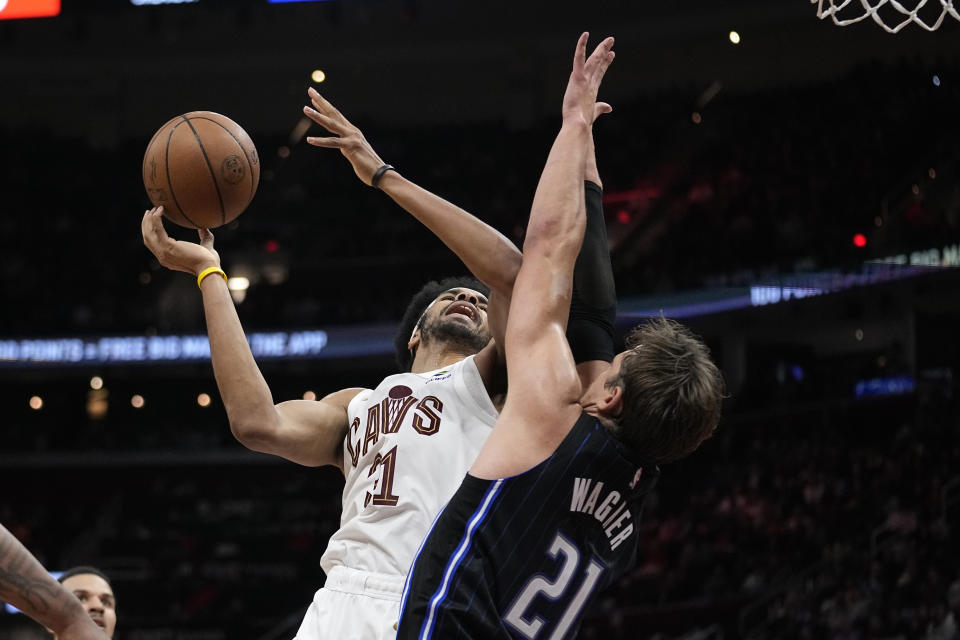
399, 494, 452, 621
418, 478, 504, 640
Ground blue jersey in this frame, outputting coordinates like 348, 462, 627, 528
397, 413, 659, 640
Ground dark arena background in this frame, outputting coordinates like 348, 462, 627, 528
2, 1, 960, 638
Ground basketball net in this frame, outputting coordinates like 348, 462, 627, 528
812, 0, 960, 31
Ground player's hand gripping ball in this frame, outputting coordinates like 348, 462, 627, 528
143, 111, 259, 229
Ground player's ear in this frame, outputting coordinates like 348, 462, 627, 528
407, 331, 421, 355
599, 383, 623, 419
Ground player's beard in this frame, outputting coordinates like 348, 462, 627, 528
419, 314, 490, 355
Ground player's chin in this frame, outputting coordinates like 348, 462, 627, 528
440, 321, 489, 346
444, 314, 480, 329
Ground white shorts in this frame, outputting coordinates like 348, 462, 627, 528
293, 566, 405, 640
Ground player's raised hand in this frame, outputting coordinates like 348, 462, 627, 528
303, 88, 387, 187
561, 32, 615, 127
141, 206, 220, 276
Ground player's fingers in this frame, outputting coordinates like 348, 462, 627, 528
588, 36, 615, 59
573, 31, 589, 71
306, 136, 343, 148
141, 210, 154, 242
303, 106, 342, 133
593, 102, 613, 122
142, 207, 165, 245
587, 37, 615, 76
598, 48, 616, 75
198, 227, 215, 249
589, 52, 615, 90
308, 88, 347, 121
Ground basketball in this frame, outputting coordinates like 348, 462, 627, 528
142, 111, 260, 229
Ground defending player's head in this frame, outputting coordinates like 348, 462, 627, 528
394, 276, 492, 371
57, 566, 116, 638
604, 317, 724, 464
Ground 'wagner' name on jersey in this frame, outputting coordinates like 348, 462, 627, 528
569, 476, 635, 551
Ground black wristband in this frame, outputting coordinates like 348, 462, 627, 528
371, 164, 396, 188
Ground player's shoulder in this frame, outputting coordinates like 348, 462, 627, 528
471, 401, 582, 479
396, 354, 482, 383
322, 387, 367, 407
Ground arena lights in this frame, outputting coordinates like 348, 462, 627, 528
130, 0, 198, 5
227, 276, 250, 292
750, 286, 824, 306
131, 394, 145, 408
87, 389, 108, 420
855, 375, 915, 398
867, 241, 960, 267
0, 0, 60, 20
197, 393, 212, 408
311, 70, 327, 84
29, 395, 43, 410
728, 30, 741, 44
90, 375, 104, 390
933, 75, 942, 87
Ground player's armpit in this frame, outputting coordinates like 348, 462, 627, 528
240, 387, 365, 470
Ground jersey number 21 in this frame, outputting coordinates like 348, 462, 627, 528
503, 532, 606, 640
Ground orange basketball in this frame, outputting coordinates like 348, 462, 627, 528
142, 111, 260, 229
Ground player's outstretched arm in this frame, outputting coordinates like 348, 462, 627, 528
302, 88, 522, 319
0, 525, 108, 640
505, 34, 614, 363
141, 208, 359, 469
471, 33, 615, 478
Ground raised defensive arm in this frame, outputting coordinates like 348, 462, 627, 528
141, 208, 359, 469
504, 35, 615, 369
470, 34, 616, 478
0, 524, 108, 640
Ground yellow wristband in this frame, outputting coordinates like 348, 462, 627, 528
197, 266, 227, 289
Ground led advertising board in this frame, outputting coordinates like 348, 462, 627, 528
0, 0, 60, 20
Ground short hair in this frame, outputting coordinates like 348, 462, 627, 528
58, 566, 112, 587
609, 317, 724, 464
394, 276, 490, 372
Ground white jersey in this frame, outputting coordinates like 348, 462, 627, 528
320, 355, 498, 576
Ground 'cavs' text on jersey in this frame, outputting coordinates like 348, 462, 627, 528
345, 384, 445, 468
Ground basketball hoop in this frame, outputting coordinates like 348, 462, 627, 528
812, 0, 960, 32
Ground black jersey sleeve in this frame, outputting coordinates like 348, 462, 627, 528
567, 181, 616, 364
